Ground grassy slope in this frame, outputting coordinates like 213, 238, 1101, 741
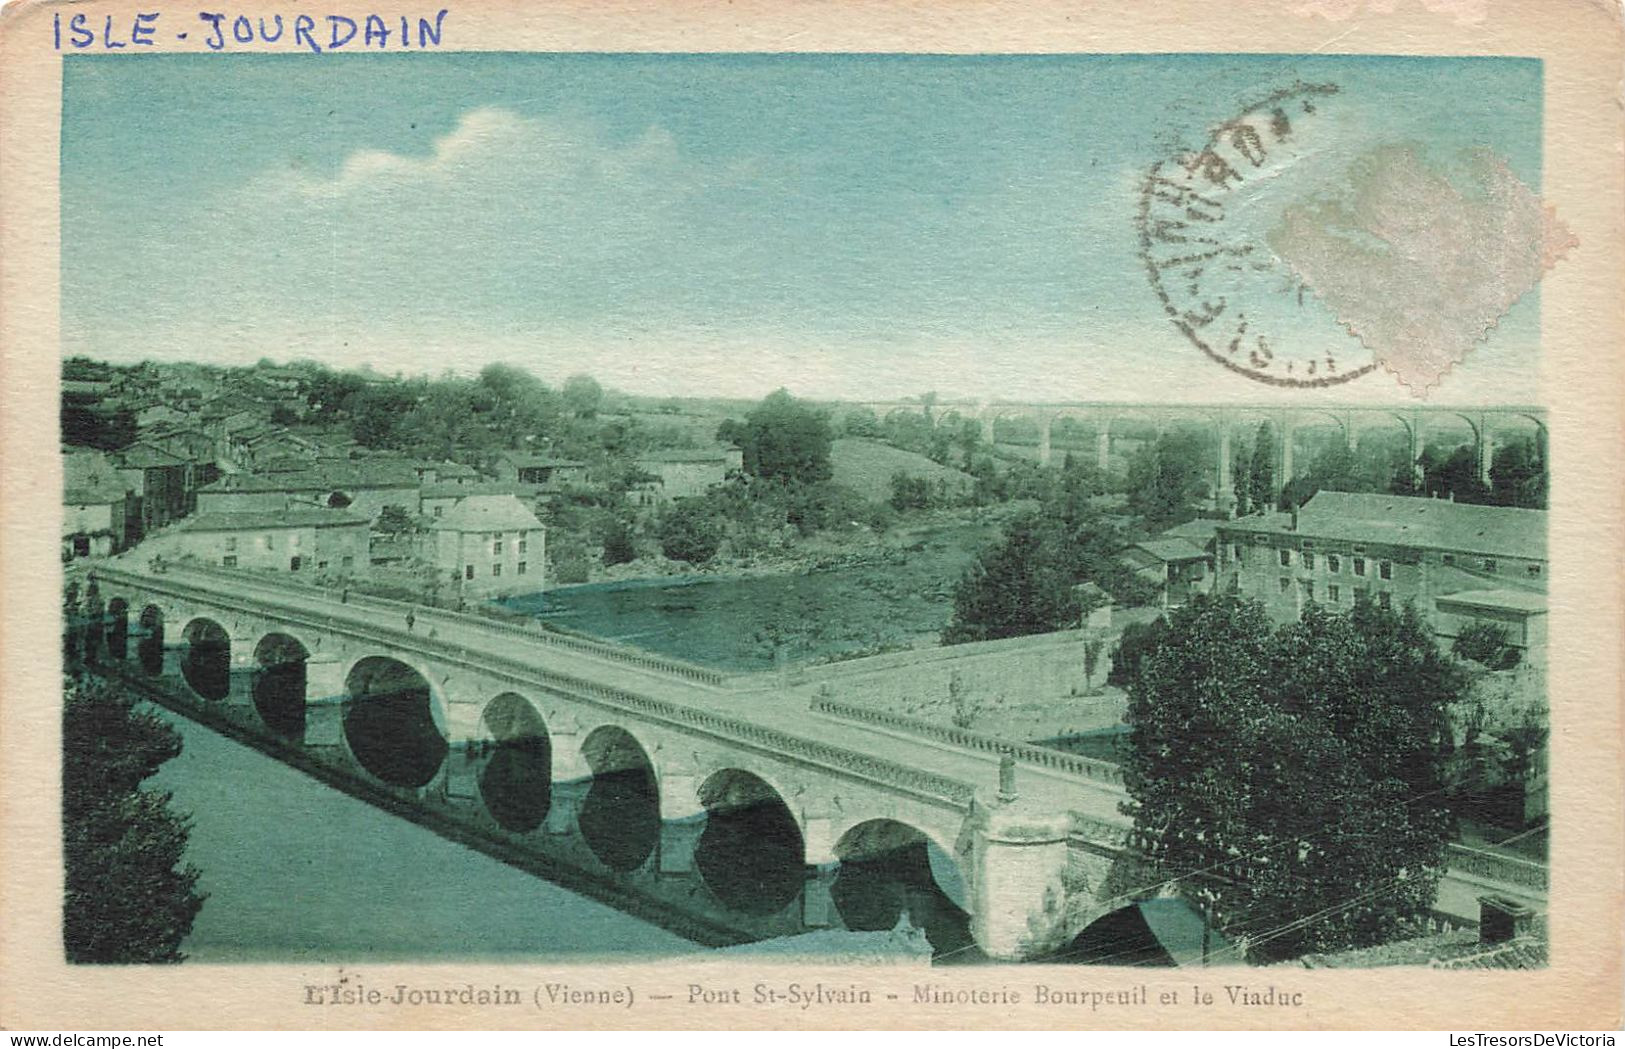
830, 437, 976, 503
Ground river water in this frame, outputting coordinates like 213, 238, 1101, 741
146, 705, 695, 963
496, 522, 998, 670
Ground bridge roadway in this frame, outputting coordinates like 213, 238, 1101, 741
98, 562, 1132, 831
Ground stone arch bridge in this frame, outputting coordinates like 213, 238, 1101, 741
856, 401, 1547, 514
87, 562, 1147, 961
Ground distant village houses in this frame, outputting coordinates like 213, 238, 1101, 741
141, 509, 371, 577
632, 446, 743, 503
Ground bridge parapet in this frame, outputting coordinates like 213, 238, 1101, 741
1445, 843, 1549, 892
810, 698, 1125, 788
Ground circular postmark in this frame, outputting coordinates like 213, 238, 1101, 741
1138, 81, 1377, 388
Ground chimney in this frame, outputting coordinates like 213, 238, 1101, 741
1478, 895, 1535, 944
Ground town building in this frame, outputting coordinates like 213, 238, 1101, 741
63, 449, 135, 559
195, 464, 420, 522
495, 453, 588, 489
1122, 537, 1213, 609
143, 509, 371, 576
632, 446, 743, 503
426, 494, 546, 597
112, 441, 193, 537
1215, 491, 1547, 642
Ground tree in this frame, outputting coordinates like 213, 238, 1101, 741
1106, 615, 1168, 687
735, 389, 834, 486
1418, 444, 1492, 505
375, 504, 415, 535
600, 517, 638, 566
1123, 594, 1459, 962
62, 676, 206, 963
1490, 437, 1547, 509
657, 499, 724, 564
1247, 421, 1275, 513
561, 374, 604, 419
1126, 430, 1209, 526
941, 517, 1083, 644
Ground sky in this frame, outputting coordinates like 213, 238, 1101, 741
61, 53, 1543, 404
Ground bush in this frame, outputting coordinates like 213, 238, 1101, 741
658, 499, 724, 564
1108, 616, 1169, 687
1453, 620, 1522, 670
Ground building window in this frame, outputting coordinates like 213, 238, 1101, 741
1232, 543, 1243, 563
224, 537, 238, 551
318, 560, 329, 570
1378, 591, 1392, 610
1442, 554, 1454, 566
1379, 560, 1393, 580
517, 561, 528, 575
1482, 559, 1498, 573
465, 564, 474, 580
518, 539, 528, 555
1303, 552, 1315, 570
1278, 578, 1290, 593
1299, 580, 1314, 601
290, 556, 302, 571
1353, 557, 1367, 577
492, 539, 502, 556
433, 506, 443, 517
1327, 554, 1340, 574
1328, 585, 1340, 603
341, 556, 353, 568
1279, 549, 1292, 567
492, 563, 502, 577
222, 555, 237, 568
1527, 564, 1542, 577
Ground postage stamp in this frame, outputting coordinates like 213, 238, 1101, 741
1, 0, 1622, 1034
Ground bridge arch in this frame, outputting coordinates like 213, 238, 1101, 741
1053, 896, 1211, 966
578, 725, 660, 872
104, 596, 130, 661
342, 655, 449, 789
252, 632, 310, 739
477, 692, 552, 834
830, 818, 972, 957
695, 768, 805, 916
180, 617, 232, 701
136, 604, 166, 676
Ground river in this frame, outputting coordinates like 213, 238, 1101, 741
497, 522, 995, 670
146, 704, 695, 963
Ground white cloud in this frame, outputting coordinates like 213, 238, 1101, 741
253, 106, 688, 205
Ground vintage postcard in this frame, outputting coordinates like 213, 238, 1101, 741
1, 0, 1621, 1033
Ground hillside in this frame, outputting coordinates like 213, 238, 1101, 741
830, 438, 976, 503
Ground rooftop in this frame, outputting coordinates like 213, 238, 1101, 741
1131, 537, 1211, 564
113, 443, 188, 469
1218, 491, 1546, 562
200, 464, 419, 493
175, 510, 369, 532
636, 448, 737, 464
433, 494, 545, 533
1435, 588, 1550, 614
421, 480, 540, 500
501, 454, 586, 469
